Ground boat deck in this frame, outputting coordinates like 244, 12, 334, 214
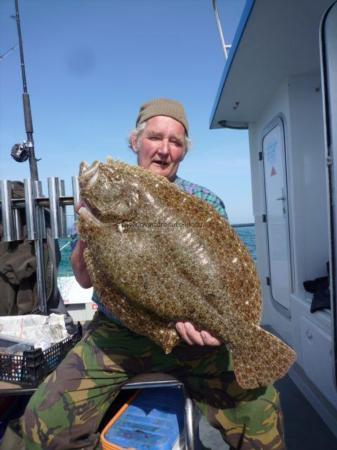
199, 375, 337, 449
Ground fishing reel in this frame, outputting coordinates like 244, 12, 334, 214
11, 142, 31, 162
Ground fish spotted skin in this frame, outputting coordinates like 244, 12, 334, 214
78, 159, 296, 389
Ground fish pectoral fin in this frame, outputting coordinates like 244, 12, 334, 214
231, 326, 297, 389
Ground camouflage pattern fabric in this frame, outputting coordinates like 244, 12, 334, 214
22, 312, 286, 450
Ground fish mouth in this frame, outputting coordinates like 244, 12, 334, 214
78, 203, 102, 226
78, 161, 101, 221
77, 197, 94, 218
79, 160, 100, 187
77, 196, 103, 226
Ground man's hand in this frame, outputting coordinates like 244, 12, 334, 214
71, 239, 92, 289
71, 201, 92, 289
175, 321, 221, 347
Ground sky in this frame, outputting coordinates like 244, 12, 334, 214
0, 0, 251, 224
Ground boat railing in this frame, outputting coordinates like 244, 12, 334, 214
211, 0, 232, 59
232, 222, 255, 228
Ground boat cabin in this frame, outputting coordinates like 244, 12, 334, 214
211, 0, 337, 435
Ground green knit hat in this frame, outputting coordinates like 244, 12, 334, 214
136, 98, 189, 135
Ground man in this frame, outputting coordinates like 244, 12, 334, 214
22, 99, 286, 450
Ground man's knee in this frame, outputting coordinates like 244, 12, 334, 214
203, 385, 285, 449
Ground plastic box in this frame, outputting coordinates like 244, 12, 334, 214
0, 324, 82, 385
101, 387, 185, 450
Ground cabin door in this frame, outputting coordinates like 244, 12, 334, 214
321, 0, 337, 388
262, 118, 292, 310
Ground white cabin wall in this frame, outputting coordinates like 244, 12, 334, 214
248, 75, 329, 344
288, 75, 329, 292
248, 75, 337, 405
285, 77, 334, 399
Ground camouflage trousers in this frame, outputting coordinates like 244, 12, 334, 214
22, 312, 286, 450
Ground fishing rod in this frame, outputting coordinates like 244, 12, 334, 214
11, 0, 39, 181
7, 0, 49, 313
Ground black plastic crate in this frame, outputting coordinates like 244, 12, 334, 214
0, 324, 82, 386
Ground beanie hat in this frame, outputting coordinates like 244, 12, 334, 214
136, 98, 189, 135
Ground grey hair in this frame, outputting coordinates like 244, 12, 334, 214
128, 120, 191, 151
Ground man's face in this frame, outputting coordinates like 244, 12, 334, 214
131, 115, 187, 181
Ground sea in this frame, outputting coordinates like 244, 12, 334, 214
58, 224, 256, 277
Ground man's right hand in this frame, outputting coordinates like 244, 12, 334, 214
175, 321, 221, 347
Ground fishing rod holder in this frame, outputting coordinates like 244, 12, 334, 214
0, 176, 80, 242
0, 176, 81, 314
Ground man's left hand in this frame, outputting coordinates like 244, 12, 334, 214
175, 321, 221, 346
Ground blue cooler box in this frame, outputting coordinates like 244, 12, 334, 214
100, 387, 185, 450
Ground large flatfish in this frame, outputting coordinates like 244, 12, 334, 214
78, 158, 296, 389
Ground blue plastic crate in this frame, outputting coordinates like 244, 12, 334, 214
102, 387, 185, 450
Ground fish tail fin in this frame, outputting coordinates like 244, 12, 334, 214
231, 326, 296, 389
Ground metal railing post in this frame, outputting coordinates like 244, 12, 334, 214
34, 180, 48, 313
0, 181, 15, 242
211, 0, 232, 60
